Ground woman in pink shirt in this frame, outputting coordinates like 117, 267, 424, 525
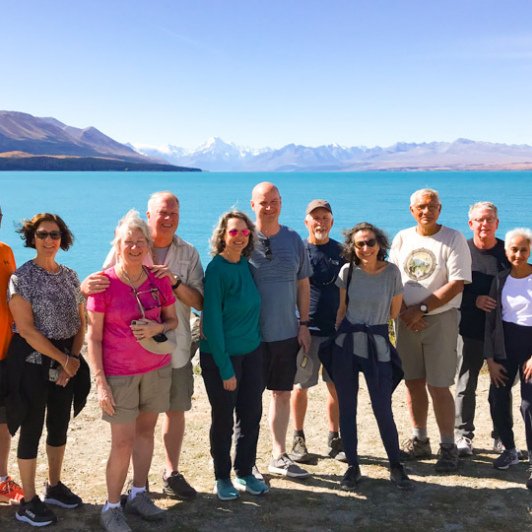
87, 210, 177, 532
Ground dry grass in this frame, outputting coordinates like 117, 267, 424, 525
1, 352, 531, 531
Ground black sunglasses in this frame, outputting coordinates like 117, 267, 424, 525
35, 230, 62, 240
354, 238, 377, 249
264, 238, 273, 261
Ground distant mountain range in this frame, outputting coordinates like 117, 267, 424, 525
132, 136, 532, 172
0, 111, 199, 171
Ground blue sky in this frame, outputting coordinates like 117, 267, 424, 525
2, 1, 531, 149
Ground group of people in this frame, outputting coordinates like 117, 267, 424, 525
0, 185, 530, 531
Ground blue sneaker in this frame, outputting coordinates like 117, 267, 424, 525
235, 475, 269, 495
213, 479, 239, 501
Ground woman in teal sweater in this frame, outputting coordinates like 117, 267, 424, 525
200, 210, 268, 500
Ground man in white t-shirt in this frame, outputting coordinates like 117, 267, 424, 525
390, 188, 471, 473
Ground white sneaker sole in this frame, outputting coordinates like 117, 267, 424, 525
235, 480, 269, 495
16, 513, 56, 527
268, 465, 311, 479
43, 496, 81, 509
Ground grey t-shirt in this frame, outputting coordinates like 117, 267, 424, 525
335, 262, 403, 361
249, 225, 312, 342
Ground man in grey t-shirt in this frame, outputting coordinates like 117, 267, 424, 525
249, 182, 312, 479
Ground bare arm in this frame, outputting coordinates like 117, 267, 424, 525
80, 272, 110, 298
336, 288, 347, 329
389, 294, 403, 320
149, 265, 204, 310
87, 310, 115, 416
297, 277, 311, 352
9, 294, 80, 377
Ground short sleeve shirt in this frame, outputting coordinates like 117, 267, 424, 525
86, 267, 176, 376
0, 242, 15, 359
335, 262, 403, 361
389, 225, 472, 314
249, 225, 312, 342
9, 260, 83, 340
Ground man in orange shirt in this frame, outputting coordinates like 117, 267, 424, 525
0, 203, 24, 503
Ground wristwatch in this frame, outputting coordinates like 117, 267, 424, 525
299, 321, 310, 327
419, 303, 429, 314
171, 276, 182, 290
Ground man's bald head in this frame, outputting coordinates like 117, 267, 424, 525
250, 182, 282, 229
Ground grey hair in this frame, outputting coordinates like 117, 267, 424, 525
147, 191, 180, 212
468, 202, 498, 220
112, 209, 153, 254
410, 188, 440, 206
505, 227, 532, 248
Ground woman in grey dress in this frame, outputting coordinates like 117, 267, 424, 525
332, 222, 412, 491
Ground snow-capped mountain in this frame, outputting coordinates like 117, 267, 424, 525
131, 137, 532, 172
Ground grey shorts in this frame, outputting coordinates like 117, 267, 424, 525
103, 364, 172, 424
294, 336, 333, 389
169, 361, 194, 412
396, 308, 458, 387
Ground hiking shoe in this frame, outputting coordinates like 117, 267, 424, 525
456, 436, 473, 457
213, 479, 239, 501
269, 453, 311, 479
162, 471, 197, 500
43, 481, 82, 509
527, 467, 532, 491
340, 465, 361, 491
0, 476, 24, 504
16, 495, 57, 527
252, 464, 264, 481
328, 436, 347, 463
390, 463, 414, 490
124, 491, 165, 521
290, 436, 311, 463
400, 437, 432, 461
235, 475, 269, 495
435, 444, 459, 473
101, 506, 132, 532
493, 449, 519, 470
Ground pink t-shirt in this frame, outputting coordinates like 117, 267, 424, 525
86, 267, 176, 376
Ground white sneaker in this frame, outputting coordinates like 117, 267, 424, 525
456, 436, 473, 457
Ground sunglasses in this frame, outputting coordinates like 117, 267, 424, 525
354, 238, 377, 249
228, 229, 251, 237
35, 230, 62, 240
264, 237, 273, 261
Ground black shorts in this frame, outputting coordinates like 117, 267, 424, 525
262, 337, 299, 391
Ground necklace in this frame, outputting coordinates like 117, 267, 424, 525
121, 266, 145, 285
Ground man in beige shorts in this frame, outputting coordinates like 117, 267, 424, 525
390, 188, 471, 473
83, 191, 204, 499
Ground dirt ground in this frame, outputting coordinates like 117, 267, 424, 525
1, 350, 531, 532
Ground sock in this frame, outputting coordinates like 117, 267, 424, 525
440, 435, 455, 446
103, 501, 121, 511
294, 429, 305, 439
0, 475, 8, 482
413, 428, 428, 442
129, 486, 146, 500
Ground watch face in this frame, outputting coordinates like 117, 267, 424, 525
420, 304, 428, 313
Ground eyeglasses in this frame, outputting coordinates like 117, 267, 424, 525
264, 238, 273, 261
354, 239, 377, 249
228, 229, 251, 237
132, 284, 167, 315
35, 230, 62, 240
414, 203, 440, 212
124, 239, 148, 248
472, 217, 497, 224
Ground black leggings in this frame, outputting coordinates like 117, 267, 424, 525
18, 363, 74, 460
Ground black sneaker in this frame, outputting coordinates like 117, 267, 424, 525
290, 436, 311, 463
526, 467, 532, 491
390, 463, 414, 490
16, 495, 57, 527
162, 471, 197, 500
43, 481, 82, 509
328, 436, 347, 463
340, 465, 361, 491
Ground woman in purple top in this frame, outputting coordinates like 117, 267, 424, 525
87, 210, 177, 532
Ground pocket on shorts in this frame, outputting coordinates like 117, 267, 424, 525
106, 375, 130, 387
158, 365, 172, 380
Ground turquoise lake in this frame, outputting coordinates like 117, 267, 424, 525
0, 171, 530, 280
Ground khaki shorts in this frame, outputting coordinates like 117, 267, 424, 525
103, 364, 172, 424
169, 361, 194, 412
395, 308, 458, 387
294, 336, 333, 389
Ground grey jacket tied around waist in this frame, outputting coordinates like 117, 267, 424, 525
318, 319, 404, 391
